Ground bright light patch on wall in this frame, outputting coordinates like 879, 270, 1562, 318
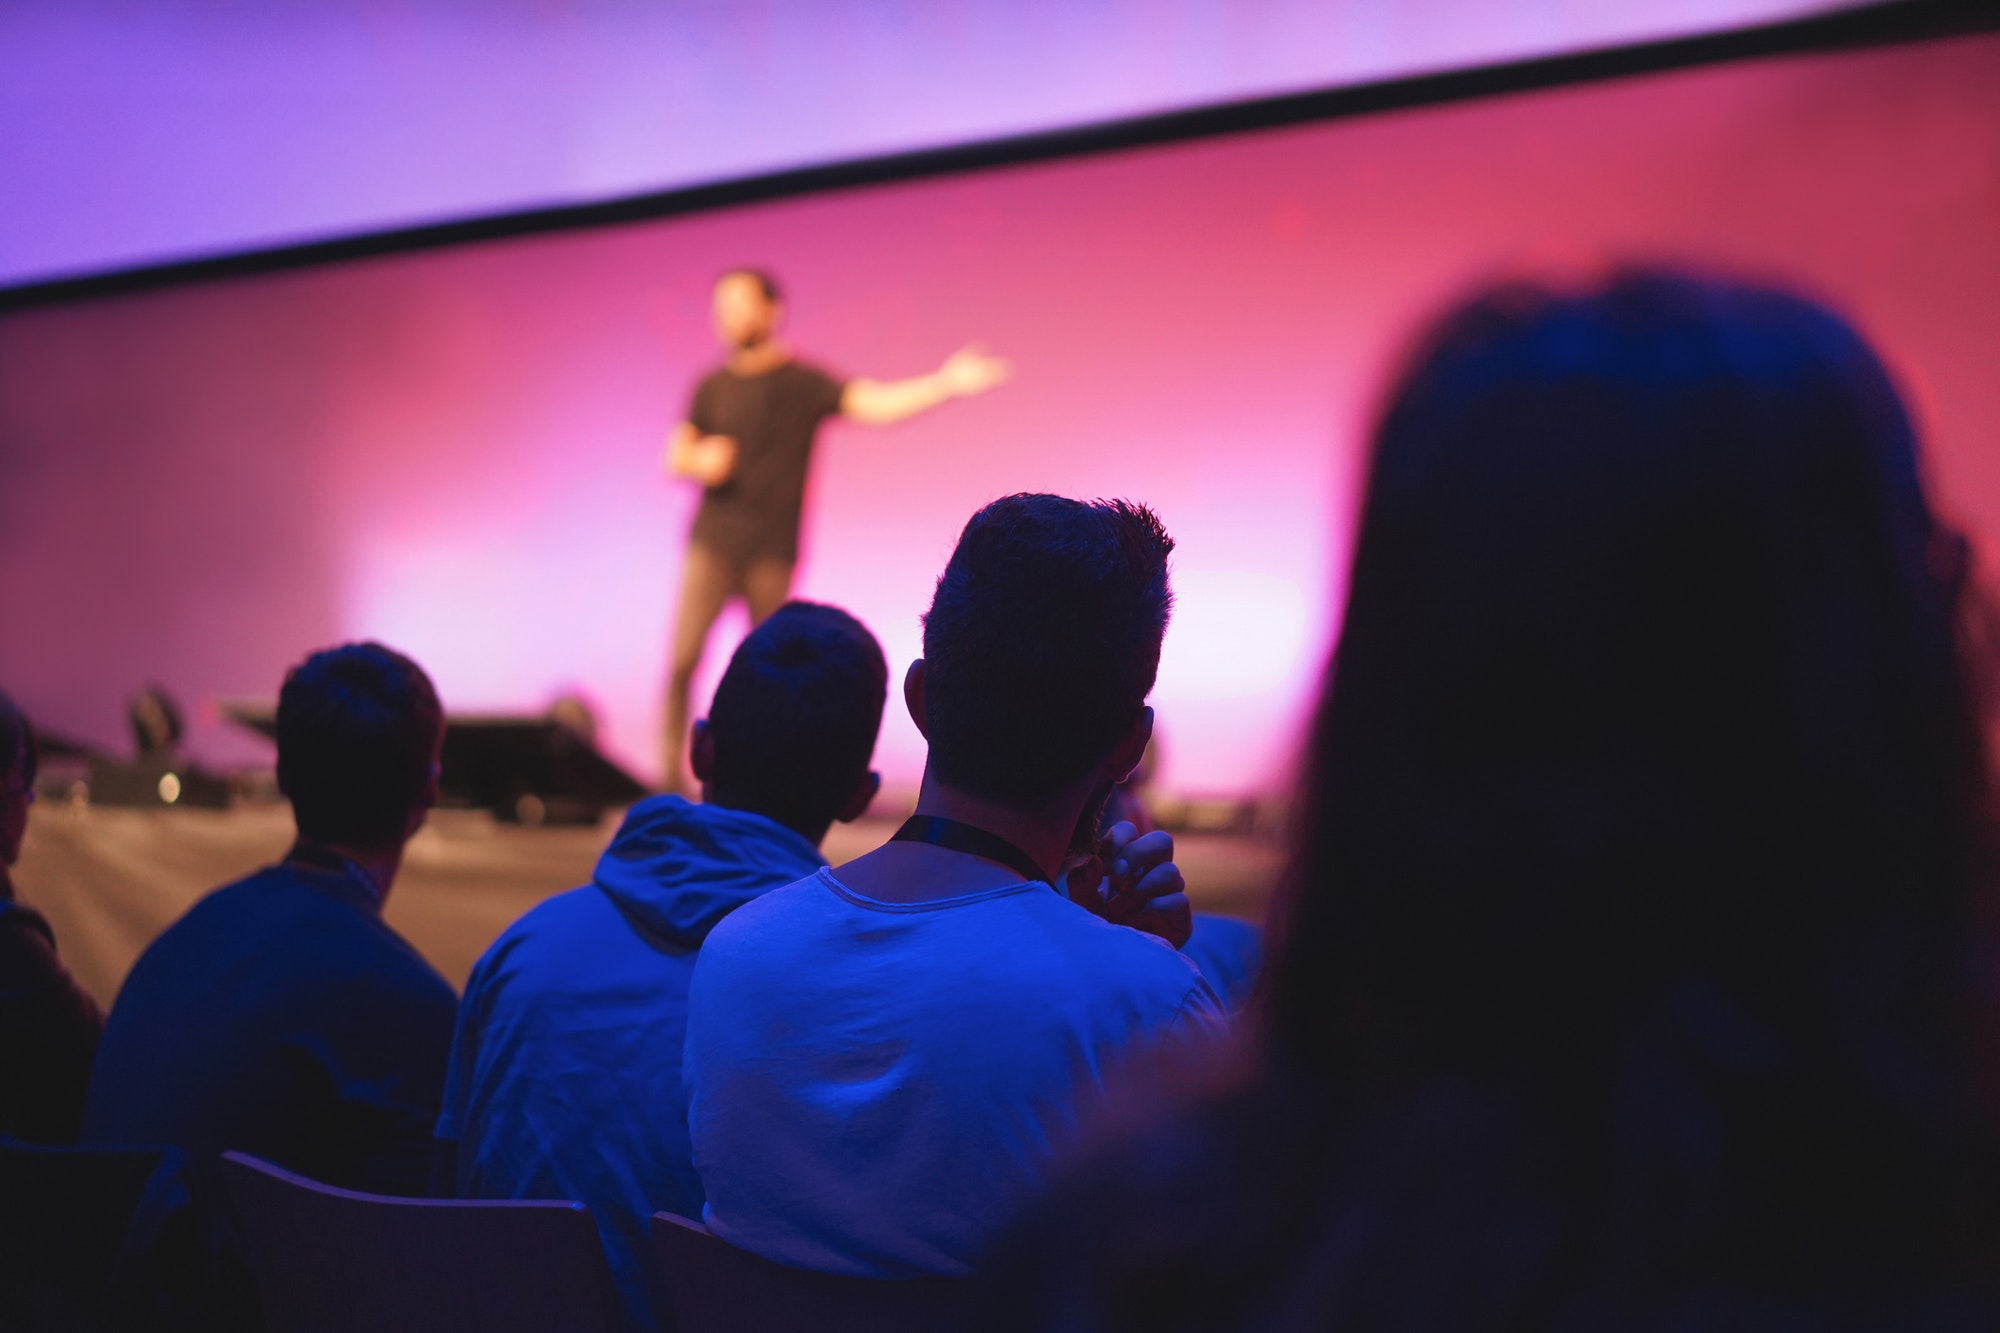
339, 529, 669, 770
1156, 569, 1310, 703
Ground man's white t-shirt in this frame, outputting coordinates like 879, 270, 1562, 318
683, 865, 1223, 1277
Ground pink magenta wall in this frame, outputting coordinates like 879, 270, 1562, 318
4, 32, 1998, 797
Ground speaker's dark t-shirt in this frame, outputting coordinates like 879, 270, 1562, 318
687, 360, 848, 565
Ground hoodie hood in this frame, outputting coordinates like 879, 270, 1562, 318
592, 794, 825, 949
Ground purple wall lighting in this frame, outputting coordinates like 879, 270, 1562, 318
0, 0, 1856, 287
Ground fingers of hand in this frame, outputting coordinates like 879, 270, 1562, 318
1099, 820, 1139, 863
1105, 859, 1185, 921
1105, 828, 1172, 882
705, 436, 738, 482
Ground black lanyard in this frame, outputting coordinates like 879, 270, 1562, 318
889, 815, 1055, 888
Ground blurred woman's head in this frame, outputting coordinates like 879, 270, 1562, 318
0, 690, 36, 869
979, 271, 1999, 1331
1269, 269, 1994, 1255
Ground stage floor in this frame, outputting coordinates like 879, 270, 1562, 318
13, 803, 1284, 1009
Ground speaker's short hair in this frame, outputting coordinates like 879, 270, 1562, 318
922, 494, 1174, 807
716, 267, 781, 304
707, 602, 887, 832
276, 643, 443, 848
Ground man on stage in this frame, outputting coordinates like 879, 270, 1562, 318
661, 268, 1009, 788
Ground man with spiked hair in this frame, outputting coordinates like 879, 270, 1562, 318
685, 493, 1220, 1279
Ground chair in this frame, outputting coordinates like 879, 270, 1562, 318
0, 1139, 198, 1332
220, 1151, 623, 1333
651, 1210, 975, 1333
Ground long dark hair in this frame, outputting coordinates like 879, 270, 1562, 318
1260, 271, 1998, 1314
0, 690, 34, 789
980, 272, 2000, 1330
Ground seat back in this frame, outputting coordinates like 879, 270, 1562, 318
651, 1211, 975, 1333
0, 1139, 197, 1332
220, 1151, 622, 1333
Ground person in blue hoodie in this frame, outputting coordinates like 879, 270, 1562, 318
434, 601, 888, 1331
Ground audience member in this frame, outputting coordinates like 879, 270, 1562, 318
438, 602, 889, 1330
684, 493, 1223, 1279
0, 690, 104, 1143
982, 272, 2000, 1329
83, 643, 457, 1195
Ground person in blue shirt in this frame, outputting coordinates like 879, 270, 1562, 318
437, 601, 890, 1331
82, 642, 457, 1329
684, 494, 1222, 1281
83, 642, 456, 1190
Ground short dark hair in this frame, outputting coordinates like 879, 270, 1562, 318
276, 642, 443, 847
707, 602, 887, 834
921, 494, 1173, 807
716, 267, 781, 304
0, 690, 35, 788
